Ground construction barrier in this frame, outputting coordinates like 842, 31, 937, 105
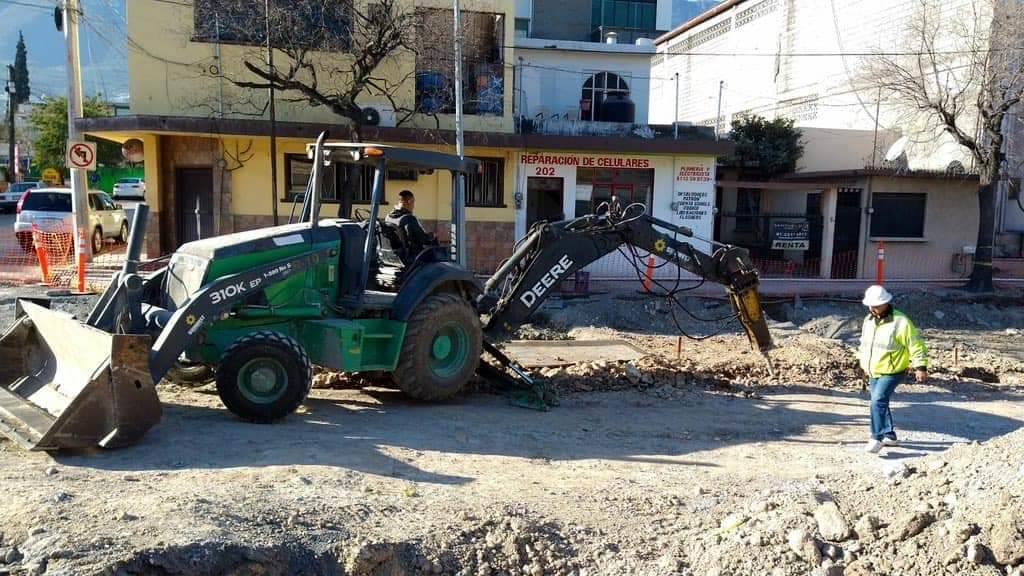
0, 223, 146, 291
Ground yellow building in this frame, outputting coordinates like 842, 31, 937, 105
83, 0, 731, 274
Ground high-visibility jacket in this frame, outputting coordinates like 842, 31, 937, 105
858, 309, 929, 377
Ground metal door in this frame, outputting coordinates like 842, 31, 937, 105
176, 168, 214, 245
526, 177, 564, 229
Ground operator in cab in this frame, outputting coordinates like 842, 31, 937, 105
387, 190, 437, 256
858, 285, 929, 455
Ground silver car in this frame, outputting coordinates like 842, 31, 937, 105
14, 188, 130, 254
1, 181, 42, 213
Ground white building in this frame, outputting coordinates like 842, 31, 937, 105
650, 0, 983, 171
516, 38, 655, 124
647, 0, 1021, 279
509, 0, 728, 279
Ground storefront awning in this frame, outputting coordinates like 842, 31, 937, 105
77, 115, 736, 157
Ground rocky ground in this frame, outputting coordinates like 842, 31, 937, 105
0, 285, 1022, 575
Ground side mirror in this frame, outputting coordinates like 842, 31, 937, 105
115, 204, 123, 210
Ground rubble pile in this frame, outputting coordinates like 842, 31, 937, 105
679, 430, 1024, 575
312, 367, 392, 390
426, 507, 582, 576
532, 333, 864, 396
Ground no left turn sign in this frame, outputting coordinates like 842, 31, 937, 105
67, 141, 97, 171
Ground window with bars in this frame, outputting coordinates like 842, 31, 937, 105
467, 158, 505, 207
193, 0, 352, 50
285, 155, 379, 204
871, 193, 926, 238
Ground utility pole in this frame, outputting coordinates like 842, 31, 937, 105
65, 0, 91, 260
450, 0, 467, 268
266, 0, 279, 225
715, 80, 724, 141
5, 66, 14, 182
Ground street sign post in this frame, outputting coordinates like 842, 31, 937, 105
67, 141, 97, 172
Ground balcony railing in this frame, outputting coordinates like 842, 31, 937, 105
591, 25, 665, 44
516, 116, 716, 140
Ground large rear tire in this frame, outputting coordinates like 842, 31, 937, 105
393, 293, 482, 401
215, 331, 312, 422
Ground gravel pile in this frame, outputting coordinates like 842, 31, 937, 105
677, 430, 1024, 576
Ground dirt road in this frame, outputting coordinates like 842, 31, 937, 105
1, 375, 1021, 575
0, 288, 1022, 575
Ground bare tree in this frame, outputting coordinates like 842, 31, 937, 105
189, 0, 505, 216
860, 0, 1024, 292
194, 0, 418, 137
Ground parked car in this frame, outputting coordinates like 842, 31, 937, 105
1, 181, 42, 213
14, 188, 130, 254
112, 178, 146, 200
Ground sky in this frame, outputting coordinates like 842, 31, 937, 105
0, 0, 129, 105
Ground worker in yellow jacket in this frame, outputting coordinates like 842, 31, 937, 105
858, 285, 929, 454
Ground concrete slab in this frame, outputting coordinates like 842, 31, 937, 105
501, 339, 646, 368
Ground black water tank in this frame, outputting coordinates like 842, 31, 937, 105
598, 94, 636, 123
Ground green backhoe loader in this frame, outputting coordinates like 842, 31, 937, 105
0, 133, 774, 451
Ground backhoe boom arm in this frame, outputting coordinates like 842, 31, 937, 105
482, 212, 773, 352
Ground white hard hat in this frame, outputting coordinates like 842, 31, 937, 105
862, 285, 893, 307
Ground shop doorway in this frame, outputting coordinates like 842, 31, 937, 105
176, 167, 214, 246
831, 187, 863, 279
575, 167, 654, 277
526, 177, 564, 229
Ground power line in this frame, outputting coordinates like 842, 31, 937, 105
4, 0, 54, 10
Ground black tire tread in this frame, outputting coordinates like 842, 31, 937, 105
165, 362, 216, 387
393, 292, 482, 401
215, 331, 312, 423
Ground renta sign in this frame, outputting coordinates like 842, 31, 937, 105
520, 154, 651, 169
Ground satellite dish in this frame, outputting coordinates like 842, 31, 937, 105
884, 136, 909, 162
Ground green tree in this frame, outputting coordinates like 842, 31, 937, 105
13, 31, 29, 104
30, 96, 122, 173
727, 115, 804, 178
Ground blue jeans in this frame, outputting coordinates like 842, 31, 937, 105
869, 374, 902, 441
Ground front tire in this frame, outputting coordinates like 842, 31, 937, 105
166, 362, 216, 387
215, 331, 312, 422
92, 227, 104, 254
393, 293, 482, 401
119, 221, 129, 244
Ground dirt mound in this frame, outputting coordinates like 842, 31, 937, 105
427, 506, 581, 576
537, 333, 863, 394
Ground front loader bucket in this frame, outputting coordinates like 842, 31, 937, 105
0, 301, 161, 451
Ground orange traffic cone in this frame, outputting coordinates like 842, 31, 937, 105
641, 256, 656, 294
76, 229, 87, 293
32, 225, 50, 285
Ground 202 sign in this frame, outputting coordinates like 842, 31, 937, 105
534, 167, 556, 176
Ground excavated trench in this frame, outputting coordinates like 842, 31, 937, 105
78, 509, 581, 576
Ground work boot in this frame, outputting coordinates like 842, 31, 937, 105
865, 439, 883, 454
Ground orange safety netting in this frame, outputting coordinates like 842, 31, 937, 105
0, 222, 141, 291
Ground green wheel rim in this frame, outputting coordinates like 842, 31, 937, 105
237, 358, 288, 404
429, 323, 470, 379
